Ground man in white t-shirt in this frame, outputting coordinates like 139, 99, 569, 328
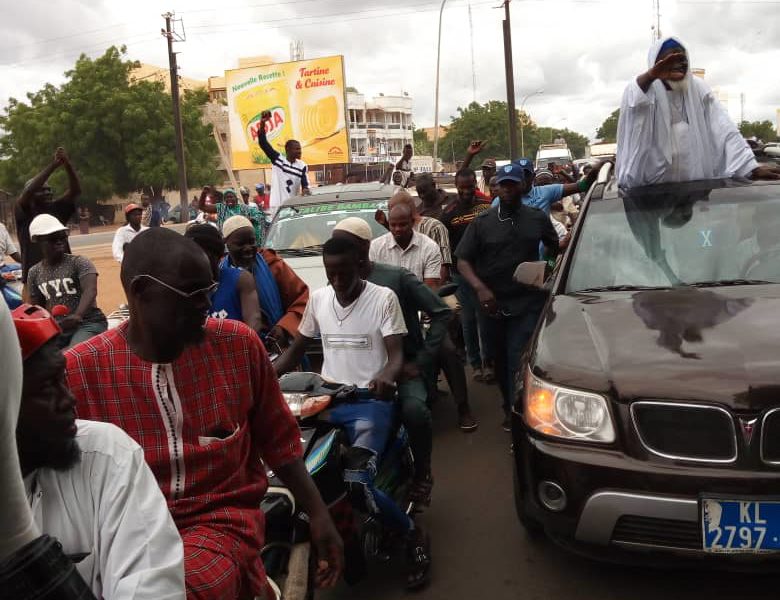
275, 236, 431, 590
370, 203, 442, 289
111, 203, 148, 262
258, 112, 310, 214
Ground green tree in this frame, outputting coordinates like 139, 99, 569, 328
0, 46, 217, 205
440, 101, 514, 161
739, 120, 778, 143
412, 127, 433, 156
596, 109, 620, 143
440, 100, 590, 162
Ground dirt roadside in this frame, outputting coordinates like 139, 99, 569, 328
79, 244, 125, 313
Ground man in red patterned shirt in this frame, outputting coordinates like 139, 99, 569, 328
65, 228, 342, 600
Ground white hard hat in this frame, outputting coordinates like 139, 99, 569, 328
29, 214, 68, 240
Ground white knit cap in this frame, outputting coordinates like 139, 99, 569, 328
332, 217, 372, 241
222, 215, 254, 240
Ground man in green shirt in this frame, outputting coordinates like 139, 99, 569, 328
332, 217, 451, 505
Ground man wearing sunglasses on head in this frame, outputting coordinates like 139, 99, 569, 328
64, 227, 343, 600
15, 147, 81, 285
26, 214, 107, 348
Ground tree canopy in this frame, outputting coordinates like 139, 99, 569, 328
739, 120, 778, 143
413, 128, 433, 156
0, 46, 217, 204
438, 100, 590, 162
596, 109, 620, 143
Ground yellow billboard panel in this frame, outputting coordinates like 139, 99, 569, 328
226, 55, 349, 169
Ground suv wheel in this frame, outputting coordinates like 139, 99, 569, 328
512, 463, 544, 538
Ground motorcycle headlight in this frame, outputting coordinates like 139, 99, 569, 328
524, 371, 615, 443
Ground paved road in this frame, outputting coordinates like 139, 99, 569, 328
68, 223, 188, 249
322, 379, 776, 600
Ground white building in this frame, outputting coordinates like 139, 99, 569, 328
347, 91, 413, 163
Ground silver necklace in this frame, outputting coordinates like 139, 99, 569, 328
497, 204, 514, 223
332, 281, 365, 326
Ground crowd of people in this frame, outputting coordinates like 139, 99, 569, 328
4, 35, 780, 600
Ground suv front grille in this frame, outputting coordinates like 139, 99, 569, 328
611, 516, 701, 549
761, 408, 780, 465
631, 401, 737, 463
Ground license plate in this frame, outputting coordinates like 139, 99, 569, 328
702, 499, 780, 553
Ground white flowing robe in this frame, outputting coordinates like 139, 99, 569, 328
616, 37, 757, 188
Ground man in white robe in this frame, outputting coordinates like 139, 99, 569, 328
617, 37, 780, 188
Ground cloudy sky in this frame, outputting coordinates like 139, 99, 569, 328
2, 0, 779, 142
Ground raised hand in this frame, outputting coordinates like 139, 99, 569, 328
649, 51, 687, 82
54, 147, 68, 165
467, 140, 487, 156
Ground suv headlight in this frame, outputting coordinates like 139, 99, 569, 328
524, 371, 615, 443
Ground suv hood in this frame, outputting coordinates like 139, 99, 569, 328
276, 254, 328, 292
533, 285, 780, 410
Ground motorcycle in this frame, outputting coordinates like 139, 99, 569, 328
261, 372, 417, 599
1, 263, 23, 309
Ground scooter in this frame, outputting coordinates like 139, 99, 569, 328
262, 372, 417, 598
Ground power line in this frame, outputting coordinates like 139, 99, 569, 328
186, 0, 493, 32
1, 0, 488, 68
0, 33, 161, 69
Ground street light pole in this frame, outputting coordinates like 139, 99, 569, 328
519, 89, 544, 157
432, 0, 448, 173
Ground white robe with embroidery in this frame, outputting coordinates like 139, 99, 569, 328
616, 37, 756, 188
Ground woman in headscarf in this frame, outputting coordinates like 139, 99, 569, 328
616, 37, 780, 188
197, 186, 266, 244
221, 215, 309, 349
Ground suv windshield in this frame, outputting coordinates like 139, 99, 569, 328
566, 182, 780, 293
265, 200, 389, 251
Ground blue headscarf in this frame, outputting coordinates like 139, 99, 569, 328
657, 38, 685, 59
222, 253, 284, 336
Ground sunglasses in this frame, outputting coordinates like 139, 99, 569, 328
132, 274, 218, 299
43, 232, 69, 243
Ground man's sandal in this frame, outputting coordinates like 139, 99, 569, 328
406, 528, 431, 590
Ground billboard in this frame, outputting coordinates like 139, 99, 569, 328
226, 55, 350, 170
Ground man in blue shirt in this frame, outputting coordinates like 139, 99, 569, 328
490, 158, 600, 214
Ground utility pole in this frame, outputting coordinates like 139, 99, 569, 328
468, 3, 477, 103
162, 12, 188, 217
502, 0, 518, 159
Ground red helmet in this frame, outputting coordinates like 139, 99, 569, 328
11, 304, 62, 360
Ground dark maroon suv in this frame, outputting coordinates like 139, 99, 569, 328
512, 176, 780, 564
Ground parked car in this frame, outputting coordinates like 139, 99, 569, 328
512, 174, 780, 566
762, 143, 780, 158
264, 183, 395, 290
167, 204, 199, 224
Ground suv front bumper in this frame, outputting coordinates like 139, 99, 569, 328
511, 409, 780, 564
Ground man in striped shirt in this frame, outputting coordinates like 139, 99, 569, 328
258, 112, 310, 214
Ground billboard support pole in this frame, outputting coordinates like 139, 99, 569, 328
212, 128, 239, 190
